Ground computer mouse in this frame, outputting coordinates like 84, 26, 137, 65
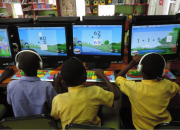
170, 69, 180, 76
115, 70, 121, 74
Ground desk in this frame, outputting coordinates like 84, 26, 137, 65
1, 55, 180, 85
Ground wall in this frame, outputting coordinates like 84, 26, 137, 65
174, 0, 180, 14
155, 0, 170, 15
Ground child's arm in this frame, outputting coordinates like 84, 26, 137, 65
116, 55, 142, 78
95, 69, 119, 100
53, 73, 62, 94
0, 68, 14, 84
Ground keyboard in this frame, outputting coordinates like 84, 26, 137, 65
0, 70, 4, 76
126, 69, 176, 80
12, 70, 60, 81
86, 70, 115, 83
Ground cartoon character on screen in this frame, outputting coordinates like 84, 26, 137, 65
103, 40, 109, 45
24, 42, 29, 48
6, 45, 9, 54
93, 0, 98, 5
76, 41, 82, 45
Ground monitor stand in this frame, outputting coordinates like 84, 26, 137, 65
86, 62, 111, 69
43, 62, 62, 70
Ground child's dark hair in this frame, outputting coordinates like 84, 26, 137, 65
61, 59, 84, 86
141, 54, 165, 79
18, 50, 39, 74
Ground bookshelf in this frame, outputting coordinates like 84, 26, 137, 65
85, 0, 149, 16
21, 0, 60, 19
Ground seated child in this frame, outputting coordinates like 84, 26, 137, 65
0, 68, 14, 117
51, 57, 119, 129
7, 50, 57, 117
0, 67, 14, 84
115, 53, 180, 129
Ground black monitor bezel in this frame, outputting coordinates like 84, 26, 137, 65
83, 16, 126, 22
36, 17, 80, 23
132, 15, 175, 23
0, 25, 15, 64
71, 21, 125, 62
128, 21, 180, 63
16, 23, 70, 62
0, 18, 33, 25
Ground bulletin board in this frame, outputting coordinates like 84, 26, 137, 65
61, 0, 76, 16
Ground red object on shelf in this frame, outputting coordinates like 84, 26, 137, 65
159, 0, 163, 5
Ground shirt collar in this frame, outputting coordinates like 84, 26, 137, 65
68, 85, 84, 91
20, 76, 40, 82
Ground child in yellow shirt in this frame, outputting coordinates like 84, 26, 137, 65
51, 57, 119, 129
115, 53, 180, 129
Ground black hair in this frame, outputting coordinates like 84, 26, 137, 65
175, 13, 180, 20
18, 49, 39, 74
61, 59, 84, 86
141, 54, 165, 79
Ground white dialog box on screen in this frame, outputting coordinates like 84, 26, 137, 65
166, 36, 172, 42
39, 32, 42, 37
40, 44, 47, 50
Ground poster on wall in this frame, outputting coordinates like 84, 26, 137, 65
61, 0, 76, 16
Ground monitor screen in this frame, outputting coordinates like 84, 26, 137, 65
18, 27, 67, 56
0, 28, 12, 58
130, 24, 180, 56
72, 25, 122, 56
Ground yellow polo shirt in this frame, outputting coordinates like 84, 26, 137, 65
51, 85, 114, 129
115, 76, 179, 129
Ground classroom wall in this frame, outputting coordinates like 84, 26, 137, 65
174, 0, 180, 14
155, 0, 170, 15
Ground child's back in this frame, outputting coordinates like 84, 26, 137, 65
51, 58, 119, 129
116, 53, 179, 129
7, 50, 57, 117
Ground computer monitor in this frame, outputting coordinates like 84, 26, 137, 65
71, 21, 125, 68
128, 21, 180, 63
132, 15, 175, 23
0, 25, 15, 67
16, 24, 69, 68
36, 17, 80, 23
83, 16, 126, 21
175, 13, 180, 20
0, 18, 33, 25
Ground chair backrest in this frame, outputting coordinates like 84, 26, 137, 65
0, 104, 6, 119
65, 124, 115, 130
0, 114, 58, 129
154, 122, 180, 129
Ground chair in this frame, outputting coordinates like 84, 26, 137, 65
154, 121, 180, 129
0, 104, 6, 119
0, 114, 59, 129
101, 106, 120, 129
65, 124, 115, 130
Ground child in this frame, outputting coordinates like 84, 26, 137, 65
51, 57, 119, 129
0, 67, 14, 84
115, 53, 180, 129
0, 68, 14, 117
7, 50, 57, 117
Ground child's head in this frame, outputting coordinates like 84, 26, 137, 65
61, 58, 86, 86
17, 49, 41, 76
140, 53, 165, 79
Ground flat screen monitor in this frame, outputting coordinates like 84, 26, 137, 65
128, 21, 180, 63
16, 24, 69, 67
132, 15, 175, 23
71, 21, 125, 62
37, 17, 80, 23
0, 25, 14, 65
0, 18, 33, 25
83, 16, 126, 21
